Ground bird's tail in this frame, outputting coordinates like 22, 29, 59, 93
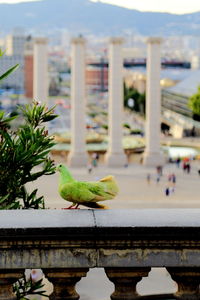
99, 175, 114, 182
99, 175, 119, 197
82, 202, 109, 209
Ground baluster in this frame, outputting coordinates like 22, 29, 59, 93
0, 269, 24, 300
44, 268, 89, 300
105, 267, 151, 300
167, 267, 200, 300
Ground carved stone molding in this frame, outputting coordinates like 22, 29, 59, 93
44, 268, 89, 300
0, 270, 24, 300
167, 267, 200, 300
105, 267, 151, 300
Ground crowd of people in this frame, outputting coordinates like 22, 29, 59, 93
146, 156, 198, 197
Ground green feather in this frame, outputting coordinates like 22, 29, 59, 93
57, 164, 119, 208
57, 164, 74, 185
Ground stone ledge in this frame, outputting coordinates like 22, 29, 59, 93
0, 209, 200, 240
0, 209, 200, 268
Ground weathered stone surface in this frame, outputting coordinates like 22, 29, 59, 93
105, 267, 151, 300
98, 249, 200, 268
0, 270, 24, 300
1, 209, 200, 271
93, 209, 200, 228
0, 248, 96, 269
45, 268, 89, 300
167, 267, 200, 300
0, 210, 96, 269
0, 210, 94, 231
93, 209, 200, 241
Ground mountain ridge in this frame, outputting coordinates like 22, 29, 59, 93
0, 0, 199, 36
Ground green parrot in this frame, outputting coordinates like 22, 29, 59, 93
57, 164, 119, 209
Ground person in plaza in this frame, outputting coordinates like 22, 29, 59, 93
92, 152, 98, 167
96, 153, 100, 161
146, 173, 151, 184
156, 175, 160, 184
172, 173, 176, 185
176, 157, 181, 168
87, 163, 93, 174
186, 163, 191, 174
165, 186, 170, 196
170, 173, 176, 193
182, 161, 187, 172
156, 165, 163, 176
168, 173, 172, 182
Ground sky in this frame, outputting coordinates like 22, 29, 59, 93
0, 0, 199, 15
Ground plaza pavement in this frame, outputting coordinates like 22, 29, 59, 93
34, 159, 200, 210
30, 159, 200, 299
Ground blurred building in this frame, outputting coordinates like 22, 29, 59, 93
0, 31, 26, 91
0, 55, 24, 90
6, 33, 26, 56
191, 55, 200, 70
161, 70, 200, 118
86, 64, 108, 92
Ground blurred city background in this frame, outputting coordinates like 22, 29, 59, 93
1, 1, 200, 299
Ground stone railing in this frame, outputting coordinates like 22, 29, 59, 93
1, 209, 200, 300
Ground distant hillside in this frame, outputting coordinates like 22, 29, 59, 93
0, 0, 200, 36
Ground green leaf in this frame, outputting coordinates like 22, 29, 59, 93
0, 100, 57, 210
0, 49, 5, 57
0, 64, 19, 82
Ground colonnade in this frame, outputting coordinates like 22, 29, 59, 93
33, 36, 164, 167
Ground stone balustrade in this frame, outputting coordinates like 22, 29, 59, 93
1, 209, 200, 300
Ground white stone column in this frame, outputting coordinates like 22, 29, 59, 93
105, 37, 127, 167
143, 37, 165, 166
33, 37, 48, 104
68, 37, 88, 167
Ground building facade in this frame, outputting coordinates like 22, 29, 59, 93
0, 55, 24, 91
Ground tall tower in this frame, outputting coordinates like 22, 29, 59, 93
105, 37, 127, 167
143, 37, 165, 167
33, 37, 48, 104
68, 37, 88, 167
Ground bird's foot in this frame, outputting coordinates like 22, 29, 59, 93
64, 207, 80, 209
62, 207, 73, 209
62, 204, 80, 209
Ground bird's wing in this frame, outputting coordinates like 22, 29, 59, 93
85, 181, 117, 201
59, 182, 97, 203
59, 179, 118, 204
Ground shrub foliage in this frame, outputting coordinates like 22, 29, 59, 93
0, 102, 57, 209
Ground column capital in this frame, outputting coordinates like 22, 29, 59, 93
109, 37, 124, 45
34, 37, 48, 45
146, 37, 162, 44
71, 36, 86, 45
